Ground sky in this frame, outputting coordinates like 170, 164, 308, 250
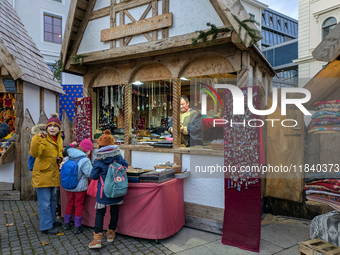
259, 0, 299, 20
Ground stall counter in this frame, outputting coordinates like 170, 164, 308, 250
61, 178, 185, 239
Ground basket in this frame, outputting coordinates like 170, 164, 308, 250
211, 143, 224, 150
154, 165, 182, 173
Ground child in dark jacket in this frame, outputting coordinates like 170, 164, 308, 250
89, 130, 128, 249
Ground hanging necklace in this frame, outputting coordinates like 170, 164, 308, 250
153, 81, 156, 108
137, 85, 140, 111
159, 80, 161, 107
195, 78, 197, 106
163, 80, 166, 111
146, 82, 149, 108
169, 79, 172, 110
142, 86, 144, 111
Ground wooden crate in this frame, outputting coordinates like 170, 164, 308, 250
299, 239, 340, 255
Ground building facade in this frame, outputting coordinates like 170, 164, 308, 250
261, 8, 298, 48
294, 0, 340, 87
7, 0, 83, 120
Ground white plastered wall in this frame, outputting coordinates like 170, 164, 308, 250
23, 82, 40, 125
183, 154, 225, 209
44, 89, 57, 117
78, 0, 223, 54
62, 73, 83, 85
131, 151, 173, 169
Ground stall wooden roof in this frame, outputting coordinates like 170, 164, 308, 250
0, 0, 64, 94
297, 22, 340, 110
61, 0, 265, 74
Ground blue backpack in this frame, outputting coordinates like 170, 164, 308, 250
28, 155, 36, 171
60, 156, 86, 189
100, 161, 128, 199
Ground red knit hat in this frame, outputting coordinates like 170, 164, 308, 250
79, 139, 93, 153
46, 113, 61, 130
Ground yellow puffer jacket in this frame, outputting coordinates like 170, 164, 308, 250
30, 133, 63, 188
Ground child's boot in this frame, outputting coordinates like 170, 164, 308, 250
64, 214, 72, 230
107, 229, 115, 242
89, 232, 102, 249
74, 216, 83, 234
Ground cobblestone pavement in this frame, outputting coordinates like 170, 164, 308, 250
0, 201, 175, 255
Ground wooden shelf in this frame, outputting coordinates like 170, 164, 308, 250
0, 143, 15, 165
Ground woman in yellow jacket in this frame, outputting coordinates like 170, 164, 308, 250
30, 113, 63, 235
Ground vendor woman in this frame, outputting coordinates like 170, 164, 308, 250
168, 95, 203, 147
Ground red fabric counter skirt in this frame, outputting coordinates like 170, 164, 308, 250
61, 179, 185, 240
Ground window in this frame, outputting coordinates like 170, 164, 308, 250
52, 0, 62, 2
249, 13, 255, 21
322, 17, 337, 39
270, 16, 273, 24
278, 19, 281, 27
285, 22, 288, 30
44, 13, 62, 44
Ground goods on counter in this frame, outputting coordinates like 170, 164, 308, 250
139, 168, 175, 183
309, 100, 340, 134
211, 139, 224, 150
126, 169, 153, 183
154, 161, 181, 173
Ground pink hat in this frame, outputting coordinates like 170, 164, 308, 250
79, 139, 93, 153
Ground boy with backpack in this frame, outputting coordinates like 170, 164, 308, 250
89, 130, 128, 249
62, 139, 93, 234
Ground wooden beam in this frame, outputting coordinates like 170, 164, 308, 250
119, 10, 125, 47
115, 0, 154, 12
0, 39, 24, 80
56, 93, 59, 115
124, 149, 131, 166
209, 0, 262, 47
0, 182, 13, 190
110, 0, 116, 49
61, 0, 79, 65
40, 87, 44, 114
72, 30, 232, 65
254, 63, 260, 87
0, 190, 20, 201
162, 0, 169, 38
15, 80, 23, 143
65, 0, 97, 70
1, 66, 9, 76
13, 143, 20, 191
89, 6, 110, 21
152, 0, 158, 41
312, 23, 340, 62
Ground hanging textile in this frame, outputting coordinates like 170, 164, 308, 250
74, 97, 92, 143
222, 86, 263, 252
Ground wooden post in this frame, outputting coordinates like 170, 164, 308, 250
237, 51, 250, 87
119, 9, 124, 47
172, 78, 181, 149
174, 153, 181, 169
162, 0, 169, 38
152, 0, 158, 41
124, 83, 132, 145
61, 110, 72, 147
38, 111, 48, 125
56, 93, 59, 115
124, 149, 131, 166
254, 64, 260, 87
20, 109, 36, 201
110, 0, 116, 49
14, 80, 23, 192
40, 87, 44, 114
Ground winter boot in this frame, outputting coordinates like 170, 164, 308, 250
89, 232, 103, 249
107, 229, 115, 242
74, 216, 83, 234
64, 214, 72, 230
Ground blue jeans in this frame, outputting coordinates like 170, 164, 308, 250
36, 187, 57, 231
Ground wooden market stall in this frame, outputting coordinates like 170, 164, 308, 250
0, 1, 64, 201
61, 0, 275, 235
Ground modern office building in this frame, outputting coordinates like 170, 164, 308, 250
261, 8, 299, 88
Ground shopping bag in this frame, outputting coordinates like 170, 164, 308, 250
87, 179, 99, 197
